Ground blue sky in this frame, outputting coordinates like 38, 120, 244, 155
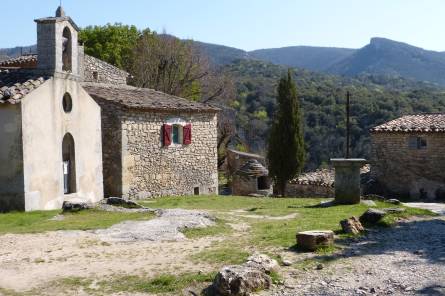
1, 0, 444, 51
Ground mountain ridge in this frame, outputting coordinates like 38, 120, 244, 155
3, 37, 445, 85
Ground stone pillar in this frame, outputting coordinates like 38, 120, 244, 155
331, 158, 367, 204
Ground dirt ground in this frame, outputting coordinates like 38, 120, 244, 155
0, 209, 222, 294
0, 230, 222, 292
1, 204, 444, 296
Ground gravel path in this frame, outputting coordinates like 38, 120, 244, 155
270, 216, 445, 296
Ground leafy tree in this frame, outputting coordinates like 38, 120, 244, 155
267, 70, 306, 195
79, 23, 141, 70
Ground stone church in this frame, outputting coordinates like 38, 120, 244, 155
0, 7, 219, 212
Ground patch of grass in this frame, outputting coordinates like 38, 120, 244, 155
315, 245, 338, 255
98, 272, 216, 294
182, 218, 232, 239
378, 206, 437, 227
58, 277, 94, 289
0, 287, 22, 296
191, 246, 250, 265
142, 196, 436, 249
269, 270, 282, 284
0, 209, 155, 235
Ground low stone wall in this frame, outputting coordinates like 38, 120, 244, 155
285, 183, 334, 198
83, 55, 128, 85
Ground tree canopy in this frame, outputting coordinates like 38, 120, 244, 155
267, 70, 305, 195
79, 23, 141, 70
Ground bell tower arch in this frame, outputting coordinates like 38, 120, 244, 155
35, 6, 80, 76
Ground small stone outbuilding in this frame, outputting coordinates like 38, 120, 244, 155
227, 150, 272, 196
370, 114, 445, 200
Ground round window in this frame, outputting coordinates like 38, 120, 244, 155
62, 93, 72, 113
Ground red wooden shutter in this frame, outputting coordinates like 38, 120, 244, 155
163, 124, 172, 146
183, 124, 192, 145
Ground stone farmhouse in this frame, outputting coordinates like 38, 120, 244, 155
370, 113, 445, 201
0, 7, 218, 212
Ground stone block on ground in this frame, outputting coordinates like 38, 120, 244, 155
340, 216, 364, 234
359, 208, 386, 225
296, 230, 334, 251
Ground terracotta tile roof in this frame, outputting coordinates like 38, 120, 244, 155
0, 54, 37, 69
370, 113, 445, 133
0, 69, 49, 104
82, 83, 219, 112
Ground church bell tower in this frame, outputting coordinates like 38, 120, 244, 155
35, 6, 80, 76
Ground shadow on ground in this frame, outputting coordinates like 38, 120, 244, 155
285, 218, 445, 267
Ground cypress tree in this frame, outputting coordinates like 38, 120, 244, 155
267, 69, 305, 196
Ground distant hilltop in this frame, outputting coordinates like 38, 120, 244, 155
4, 37, 445, 86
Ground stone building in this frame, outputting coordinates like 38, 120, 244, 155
370, 114, 445, 200
226, 150, 272, 196
0, 7, 218, 211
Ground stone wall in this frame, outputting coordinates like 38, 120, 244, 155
83, 55, 128, 85
370, 132, 445, 200
0, 104, 24, 212
285, 184, 334, 198
97, 99, 218, 199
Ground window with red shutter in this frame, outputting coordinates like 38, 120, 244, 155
163, 124, 172, 146
183, 124, 192, 145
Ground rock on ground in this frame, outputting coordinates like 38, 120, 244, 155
245, 253, 279, 273
62, 200, 92, 212
214, 265, 272, 296
106, 197, 145, 208
213, 254, 277, 296
340, 216, 364, 235
359, 208, 386, 225
95, 209, 215, 242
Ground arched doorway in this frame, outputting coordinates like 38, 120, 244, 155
62, 133, 76, 194
62, 27, 72, 72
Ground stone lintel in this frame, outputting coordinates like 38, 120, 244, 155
330, 158, 367, 166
